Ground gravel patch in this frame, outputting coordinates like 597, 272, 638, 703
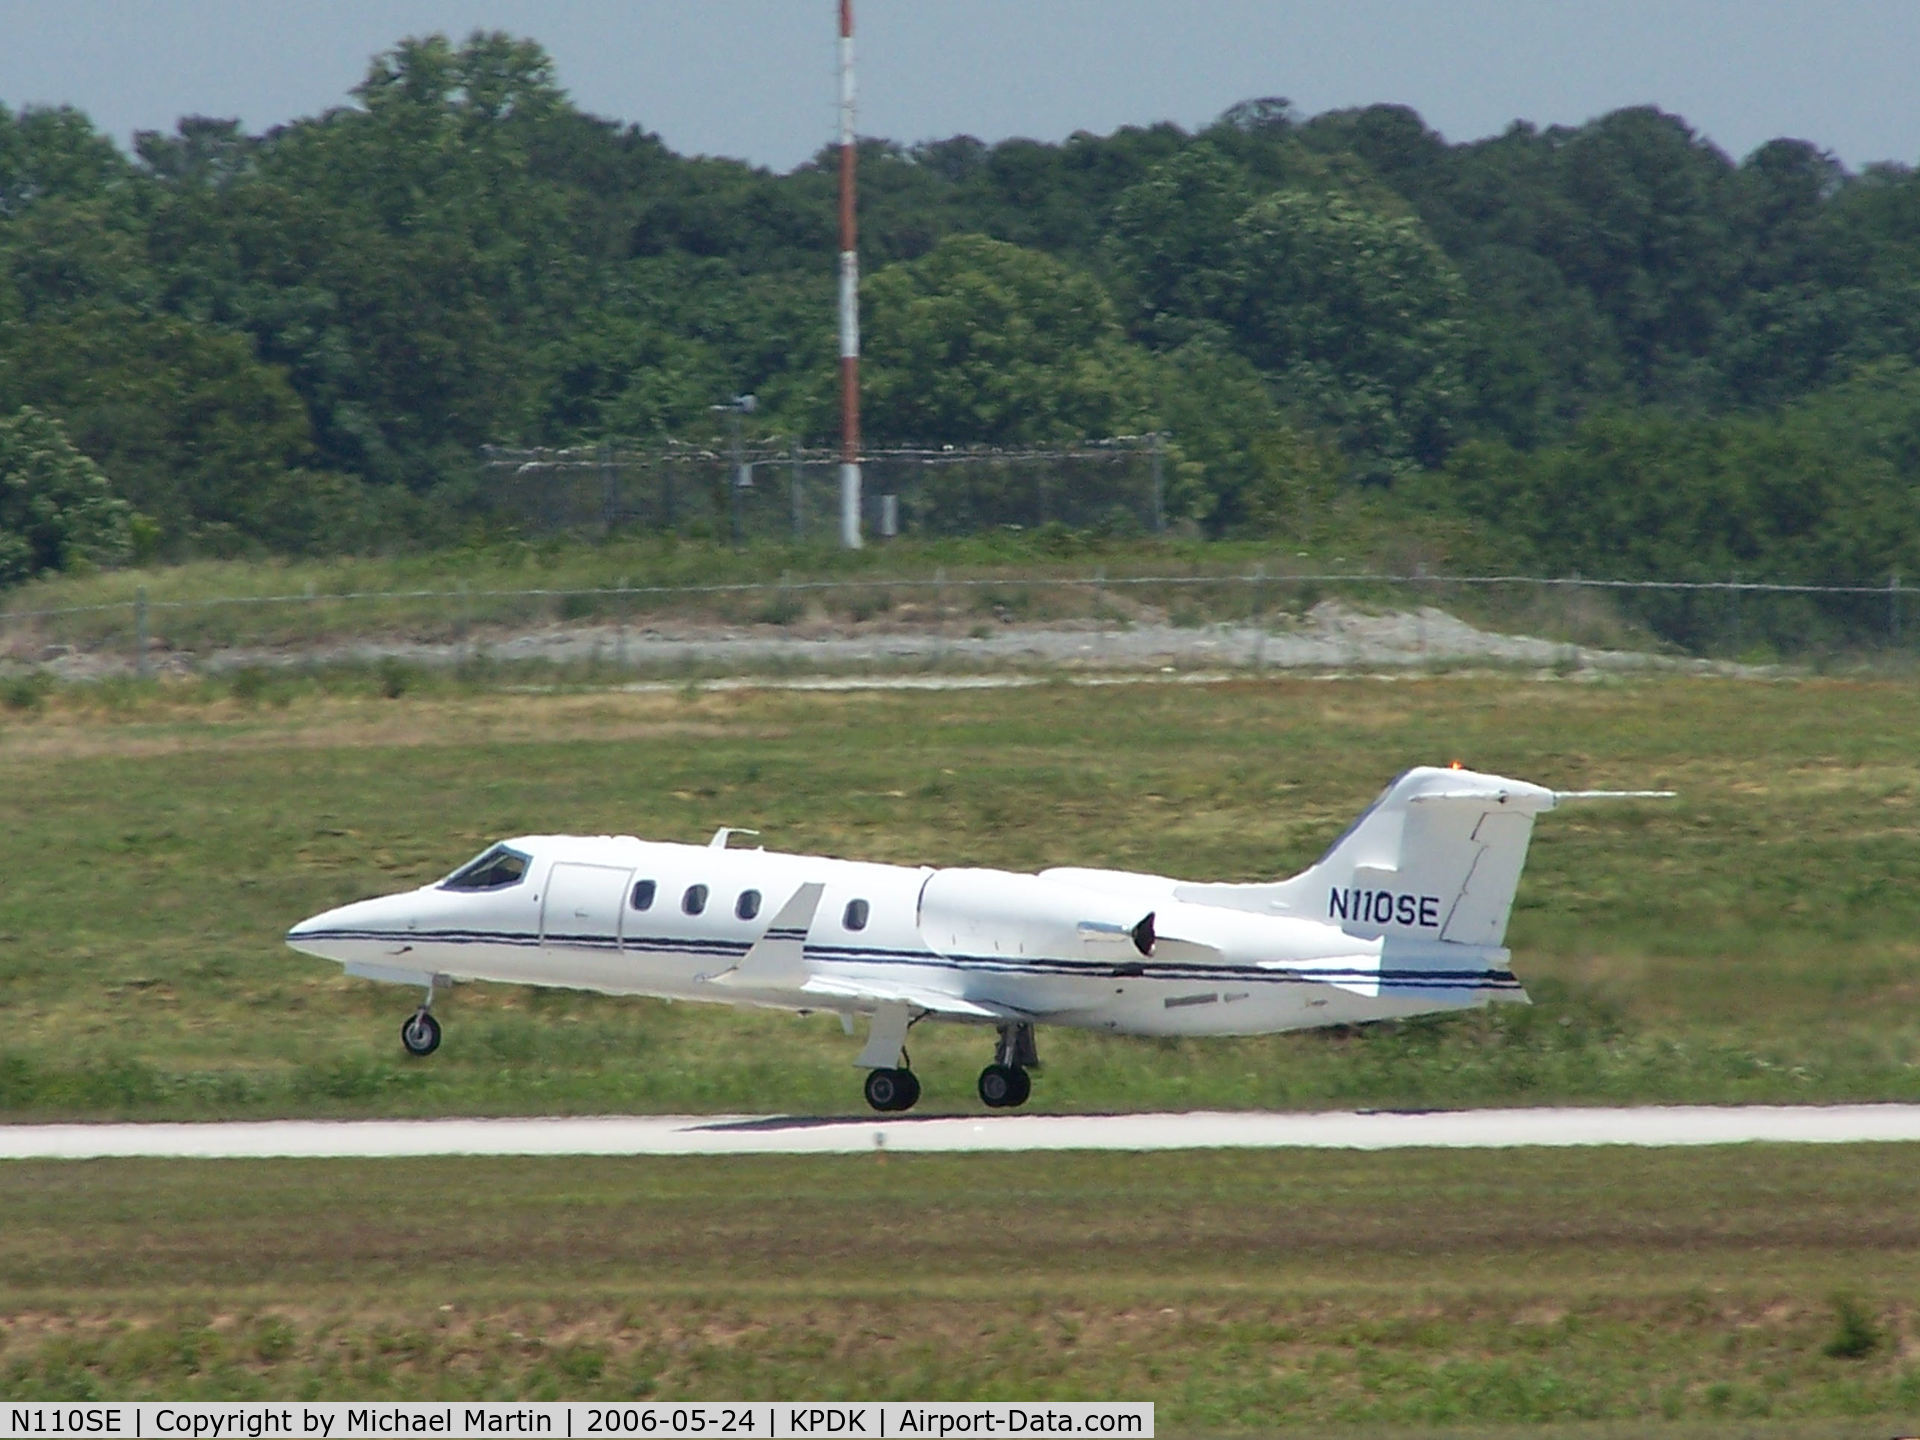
30, 599, 1748, 681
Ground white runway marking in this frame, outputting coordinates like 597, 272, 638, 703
5, 1105, 1920, 1160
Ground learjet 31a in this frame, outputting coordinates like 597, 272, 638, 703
287, 766, 1665, 1112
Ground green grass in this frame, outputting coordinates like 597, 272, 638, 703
0, 533, 1671, 663
9, 666, 1920, 1430
3, 671, 1920, 1118
2, 1145, 1919, 1435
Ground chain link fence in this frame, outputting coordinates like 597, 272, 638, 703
477, 439, 1169, 541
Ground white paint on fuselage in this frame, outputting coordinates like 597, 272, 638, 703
286, 835, 1522, 1038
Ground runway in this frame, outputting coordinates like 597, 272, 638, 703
5, 1104, 1920, 1159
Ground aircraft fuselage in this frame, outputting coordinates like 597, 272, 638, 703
287, 834, 1522, 1039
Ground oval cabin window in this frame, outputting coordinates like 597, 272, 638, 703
842, 898, 870, 931
630, 880, 656, 911
683, 884, 709, 916
736, 889, 761, 921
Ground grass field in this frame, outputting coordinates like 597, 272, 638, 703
7, 666, 1920, 1430
2, 1145, 1918, 1435
0, 533, 1665, 666
0, 535, 1331, 649
3, 668, 1920, 1117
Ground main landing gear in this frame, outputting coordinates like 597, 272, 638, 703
977, 1021, 1038, 1109
863, 1066, 920, 1112
848, 1007, 1046, 1114
859, 1002, 920, 1112
857, 1018, 1042, 1112
400, 976, 443, 1057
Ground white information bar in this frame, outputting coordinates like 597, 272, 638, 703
0, 1403, 1152, 1440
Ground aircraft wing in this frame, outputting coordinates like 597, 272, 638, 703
709, 882, 824, 989
799, 974, 1036, 1022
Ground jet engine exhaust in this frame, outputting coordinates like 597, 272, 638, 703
1131, 913, 1156, 956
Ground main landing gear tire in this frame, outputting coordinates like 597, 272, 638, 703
400, 1010, 441, 1057
863, 1067, 920, 1113
977, 1063, 1031, 1109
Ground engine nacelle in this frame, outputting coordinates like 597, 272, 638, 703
917, 868, 1153, 962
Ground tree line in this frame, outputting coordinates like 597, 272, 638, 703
2, 30, 1919, 596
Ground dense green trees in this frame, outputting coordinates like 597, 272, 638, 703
0, 405, 132, 583
1437, 361, 1920, 583
863, 235, 1153, 443
0, 30, 1918, 596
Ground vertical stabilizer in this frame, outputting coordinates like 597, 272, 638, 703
1174, 767, 1559, 946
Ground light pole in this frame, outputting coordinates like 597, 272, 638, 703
711, 394, 756, 548
837, 0, 862, 549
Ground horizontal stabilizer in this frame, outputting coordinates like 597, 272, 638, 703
1408, 788, 1558, 811
709, 882, 823, 989
1553, 790, 1677, 801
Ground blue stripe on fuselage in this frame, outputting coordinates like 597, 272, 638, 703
293, 927, 1522, 993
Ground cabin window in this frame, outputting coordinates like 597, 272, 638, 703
682, 884, 709, 916
630, 880, 656, 911
439, 845, 530, 892
736, 889, 761, 921
843, 898, 870, 931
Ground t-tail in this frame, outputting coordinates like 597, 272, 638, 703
1176, 766, 1665, 948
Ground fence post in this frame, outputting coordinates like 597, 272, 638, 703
1150, 432, 1166, 535
1249, 564, 1266, 672
791, 439, 805, 541
134, 587, 150, 680
601, 440, 617, 536
933, 565, 948, 669
1891, 572, 1901, 647
1414, 564, 1426, 662
615, 576, 628, 670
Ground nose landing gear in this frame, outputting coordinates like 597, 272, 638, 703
401, 1009, 441, 1056
399, 975, 445, 1057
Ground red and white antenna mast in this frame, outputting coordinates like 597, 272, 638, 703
836, 0, 862, 548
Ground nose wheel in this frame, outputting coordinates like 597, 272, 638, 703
400, 1009, 441, 1056
863, 1066, 920, 1112
400, 976, 443, 1057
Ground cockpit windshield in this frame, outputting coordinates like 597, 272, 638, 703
440, 844, 531, 891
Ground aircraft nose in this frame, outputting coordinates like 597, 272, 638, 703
286, 903, 351, 961
285, 895, 412, 962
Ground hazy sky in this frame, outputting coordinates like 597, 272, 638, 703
2, 1, 1917, 173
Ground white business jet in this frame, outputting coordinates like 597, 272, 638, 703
287, 765, 1663, 1111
